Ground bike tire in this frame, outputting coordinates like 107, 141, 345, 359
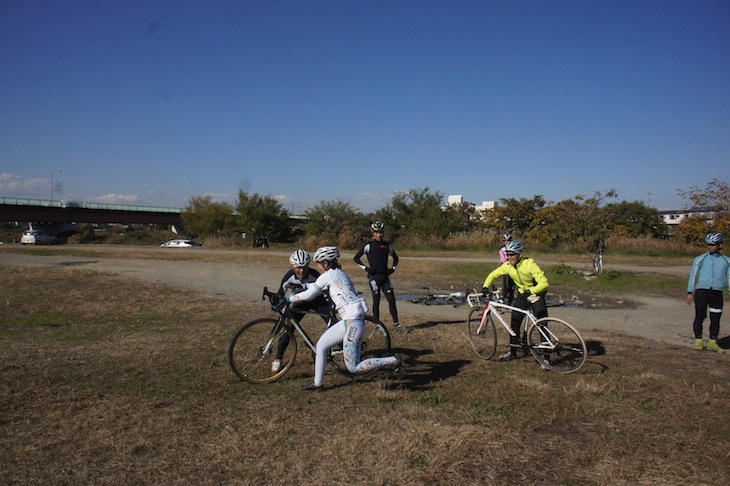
466, 306, 498, 360
329, 316, 392, 378
526, 317, 586, 373
228, 317, 297, 384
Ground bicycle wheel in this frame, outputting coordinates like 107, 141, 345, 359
228, 317, 297, 384
329, 316, 392, 377
466, 306, 498, 360
526, 317, 586, 373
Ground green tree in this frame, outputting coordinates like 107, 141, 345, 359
485, 195, 547, 236
528, 190, 617, 265
678, 178, 730, 213
602, 200, 667, 237
678, 178, 730, 240
180, 195, 236, 237
377, 187, 460, 240
675, 216, 712, 244
442, 201, 478, 234
304, 199, 368, 248
234, 191, 292, 243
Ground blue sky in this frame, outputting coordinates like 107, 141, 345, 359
1, 1, 728, 213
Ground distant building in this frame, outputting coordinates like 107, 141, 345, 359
448, 195, 497, 210
475, 200, 496, 212
659, 207, 716, 227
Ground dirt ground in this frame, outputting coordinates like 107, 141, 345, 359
0, 247, 699, 349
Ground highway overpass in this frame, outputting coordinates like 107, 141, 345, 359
0, 197, 183, 225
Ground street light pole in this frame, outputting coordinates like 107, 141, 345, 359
51, 169, 62, 202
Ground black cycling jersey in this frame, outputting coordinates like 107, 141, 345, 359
277, 268, 321, 296
354, 240, 399, 275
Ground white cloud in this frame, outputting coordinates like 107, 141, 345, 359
0, 172, 49, 197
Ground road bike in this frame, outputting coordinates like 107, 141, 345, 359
410, 287, 469, 307
465, 290, 587, 373
228, 287, 392, 384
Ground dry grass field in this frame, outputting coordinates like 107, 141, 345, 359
1, 249, 729, 485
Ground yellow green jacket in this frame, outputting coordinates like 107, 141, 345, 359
482, 257, 549, 295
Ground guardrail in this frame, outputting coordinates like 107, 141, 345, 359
0, 197, 182, 214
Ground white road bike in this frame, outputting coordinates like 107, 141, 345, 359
466, 291, 587, 373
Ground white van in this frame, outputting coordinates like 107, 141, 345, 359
20, 230, 58, 245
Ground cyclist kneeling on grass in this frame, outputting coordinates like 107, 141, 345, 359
281, 246, 403, 391
481, 240, 550, 362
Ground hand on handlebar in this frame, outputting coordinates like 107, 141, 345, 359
273, 297, 288, 312
263, 287, 288, 312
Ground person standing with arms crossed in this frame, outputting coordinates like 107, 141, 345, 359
687, 232, 730, 353
354, 222, 410, 333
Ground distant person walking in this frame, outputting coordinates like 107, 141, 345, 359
687, 232, 730, 353
354, 222, 410, 333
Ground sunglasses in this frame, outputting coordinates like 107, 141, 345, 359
506, 252, 518, 257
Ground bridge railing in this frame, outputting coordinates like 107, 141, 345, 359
0, 197, 182, 213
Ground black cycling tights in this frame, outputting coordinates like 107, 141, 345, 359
693, 289, 723, 340
370, 278, 398, 323
510, 293, 548, 349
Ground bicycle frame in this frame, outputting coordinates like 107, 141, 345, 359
278, 308, 338, 357
473, 297, 535, 340
466, 292, 587, 373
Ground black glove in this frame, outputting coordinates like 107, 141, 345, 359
481, 287, 490, 296
366, 267, 376, 276
270, 294, 287, 312
387, 268, 395, 275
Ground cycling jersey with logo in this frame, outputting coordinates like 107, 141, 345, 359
354, 240, 399, 275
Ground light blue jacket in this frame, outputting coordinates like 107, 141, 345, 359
687, 252, 730, 293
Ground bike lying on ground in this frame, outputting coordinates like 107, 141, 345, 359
228, 287, 392, 384
465, 290, 587, 373
410, 287, 470, 307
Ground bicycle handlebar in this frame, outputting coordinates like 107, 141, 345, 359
262, 286, 289, 315
466, 288, 503, 308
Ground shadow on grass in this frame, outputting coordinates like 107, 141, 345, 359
379, 347, 471, 391
586, 340, 606, 356
411, 319, 465, 329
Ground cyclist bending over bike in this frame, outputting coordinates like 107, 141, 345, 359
270, 249, 331, 373
482, 240, 550, 362
281, 246, 403, 391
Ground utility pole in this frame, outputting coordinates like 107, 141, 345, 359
51, 169, 62, 202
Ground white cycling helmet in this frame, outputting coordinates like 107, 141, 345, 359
505, 240, 525, 254
706, 232, 724, 245
289, 249, 311, 267
501, 233, 512, 241
371, 221, 385, 232
313, 246, 340, 263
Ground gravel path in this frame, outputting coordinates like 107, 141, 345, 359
2, 249, 696, 348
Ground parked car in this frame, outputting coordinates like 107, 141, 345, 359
160, 239, 203, 248
21, 230, 58, 245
